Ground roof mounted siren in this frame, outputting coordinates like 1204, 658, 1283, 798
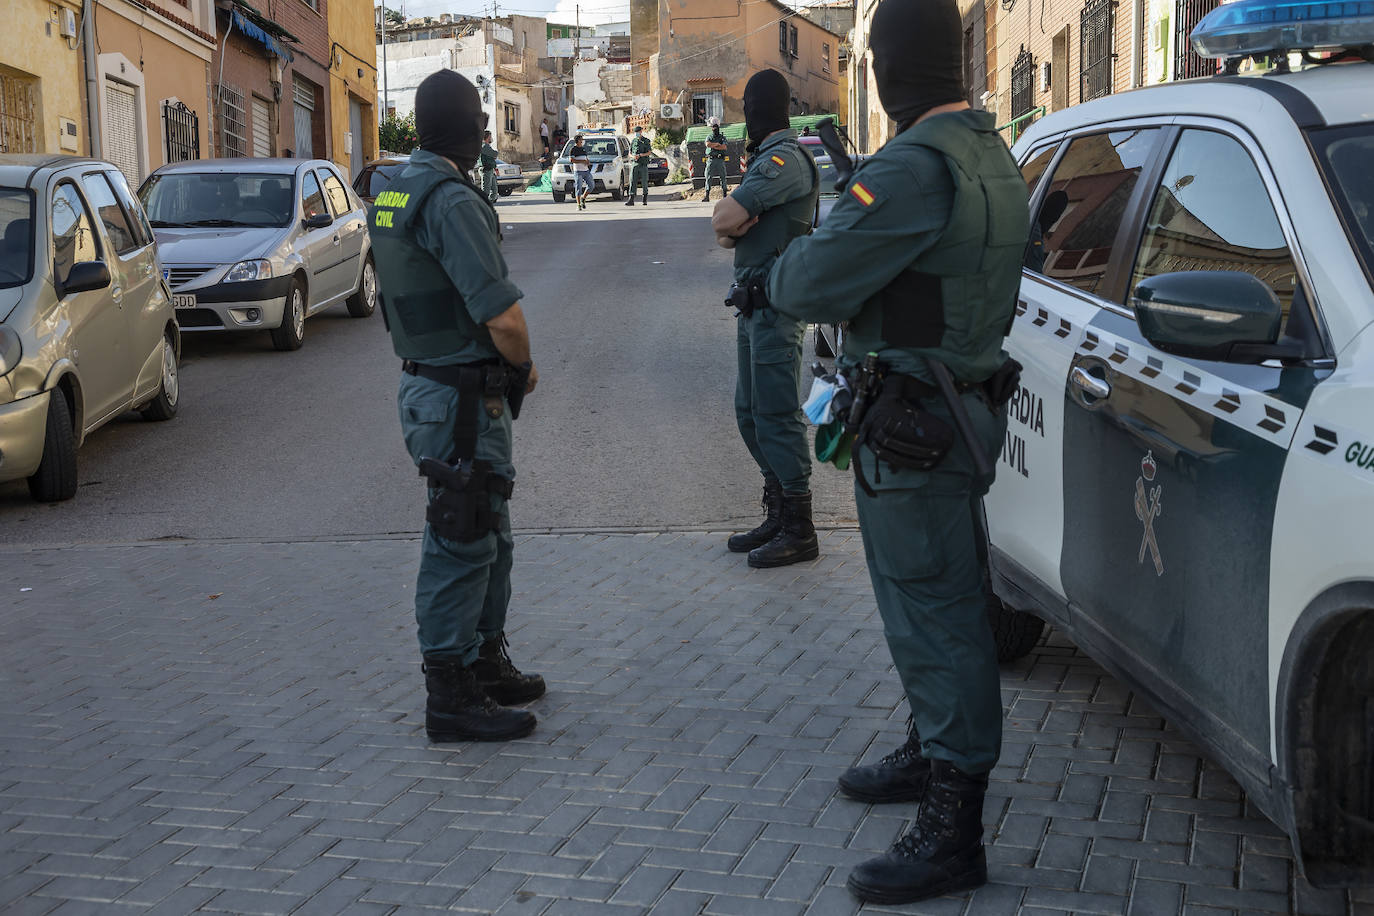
1190, 0, 1374, 74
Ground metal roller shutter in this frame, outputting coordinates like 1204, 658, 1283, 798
292, 75, 314, 158
105, 81, 140, 182
251, 98, 271, 157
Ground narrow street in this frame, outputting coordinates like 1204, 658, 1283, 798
0, 189, 856, 545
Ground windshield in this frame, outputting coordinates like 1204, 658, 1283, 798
0, 187, 35, 288
139, 172, 295, 228
563, 138, 619, 158
1312, 124, 1374, 285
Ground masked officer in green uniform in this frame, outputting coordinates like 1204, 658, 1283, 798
479, 130, 499, 204
369, 70, 545, 744
703, 117, 730, 202
766, 0, 1029, 903
626, 125, 652, 207
712, 69, 820, 568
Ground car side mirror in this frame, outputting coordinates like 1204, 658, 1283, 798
302, 212, 332, 229
1131, 270, 1300, 364
60, 260, 111, 296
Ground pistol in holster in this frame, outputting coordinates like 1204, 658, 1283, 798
725, 281, 767, 318
418, 456, 514, 543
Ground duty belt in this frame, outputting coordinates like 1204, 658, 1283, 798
402, 359, 511, 464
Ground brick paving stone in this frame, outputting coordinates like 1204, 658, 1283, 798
0, 531, 1361, 915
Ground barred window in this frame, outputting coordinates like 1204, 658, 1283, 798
1080, 0, 1116, 103
780, 22, 788, 55
1011, 47, 1035, 121
162, 100, 199, 163
219, 84, 247, 158
1175, 0, 1220, 79
0, 71, 38, 155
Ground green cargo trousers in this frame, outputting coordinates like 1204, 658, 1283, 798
852, 391, 1008, 775
703, 159, 729, 200
630, 162, 650, 200
397, 371, 513, 664
481, 169, 497, 203
735, 305, 811, 494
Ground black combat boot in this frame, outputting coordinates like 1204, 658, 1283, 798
748, 491, 820, 568
642, 190, 649, 206
422, 655, 536, 743
847, 760, 989, 905
727, 479, 783, 553
471, 632, 546, 704
625, 197, 634, 206
838, 721, 931, 803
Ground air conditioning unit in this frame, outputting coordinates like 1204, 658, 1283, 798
659, 103, 682, 120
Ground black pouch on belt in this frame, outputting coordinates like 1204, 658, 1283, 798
853, 382, 956, 496
983, 357, 1024, 410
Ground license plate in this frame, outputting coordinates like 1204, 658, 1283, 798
172, 294, 196, 309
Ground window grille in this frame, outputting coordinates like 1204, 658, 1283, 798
780, 22, 788, 54
0, 72, 38, 154
789, 24, 798, 58
1011, 47, 1035, 120
1080, 0, 1115, 103
822, 42, 831, 72
162, 100, 199, 163
219, 84, 247, 158
503, 102, 519, 135
1174, 0, 1220, 79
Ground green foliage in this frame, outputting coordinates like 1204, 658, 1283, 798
668, 166, 689, 185
378, 111, 417, 155
382, 7, 403, 24
652, 127, 686, 151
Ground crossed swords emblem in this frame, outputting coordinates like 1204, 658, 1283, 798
1134, 477, 1164, 576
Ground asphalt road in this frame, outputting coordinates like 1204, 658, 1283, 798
0, 187, 857, 546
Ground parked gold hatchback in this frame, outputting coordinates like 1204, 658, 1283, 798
0, 155, 180, 502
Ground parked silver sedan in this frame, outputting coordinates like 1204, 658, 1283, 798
139, 159, 376, 351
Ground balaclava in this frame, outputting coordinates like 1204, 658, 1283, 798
415, 70, 485, 173
870, 0, 965, 128
742, 69, 791, 151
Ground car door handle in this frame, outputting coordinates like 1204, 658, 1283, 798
110, 286, 123, 304
332, 234, 341, 245
1070, 366, 1111, 399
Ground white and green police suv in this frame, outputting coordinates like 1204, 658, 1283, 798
983, 0, 1374, 886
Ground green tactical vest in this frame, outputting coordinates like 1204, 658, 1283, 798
369, 167, 496, 362
734, 138, 819, 285
849, 112, 1029, 383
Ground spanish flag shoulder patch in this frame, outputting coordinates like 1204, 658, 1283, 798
770, 154, 786, 167
850, 182, 876, 207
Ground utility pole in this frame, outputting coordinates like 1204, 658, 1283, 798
380, 4, 389, 120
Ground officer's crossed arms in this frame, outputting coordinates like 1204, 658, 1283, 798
711, 196, 759, 249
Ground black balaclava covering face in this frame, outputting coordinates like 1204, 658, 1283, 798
870, 0, 966, 128
415, 70, 485, 173
742, 69, 791, 151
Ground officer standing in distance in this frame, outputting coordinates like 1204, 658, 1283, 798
479, 130, 499, 204
626, 125, 652, 207
766, 0, 1029, 902
703, 117, 730, 202
369, 70, 545, 744
712, 69, 820, 568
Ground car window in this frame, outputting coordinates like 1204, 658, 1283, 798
320, 170, 352, 217
51, 182, 101, 285
1020, 144, 1058, 196
301, 171, 328, 220
0, 187, 35, 288
565, 138, 618, 158
1130, 129, 1299, 319
80, 172, 139, 256
140, 172, 295, 228
104, 169, 154, 248
1030, 128, 1159, 295
1311, 123, 1374, 286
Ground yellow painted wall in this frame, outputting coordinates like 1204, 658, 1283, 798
327, 0, 378, 177
0, 0, 86, 154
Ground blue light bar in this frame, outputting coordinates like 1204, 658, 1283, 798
1190, 0, 1374, 58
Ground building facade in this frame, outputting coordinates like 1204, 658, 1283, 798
631, 0, 844, 129
327, 0, 378, 176
2, 0, 87, 156
213, 0, 298, 162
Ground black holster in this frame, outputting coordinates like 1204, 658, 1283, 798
983, 357, 1023, 410
853, 374, 956, 496
725, 281, 767, 318
418, 457, 513, 543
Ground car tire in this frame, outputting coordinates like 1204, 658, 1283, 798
498, 187, 513, 197
552, 190, 566, 203
813, 324, 835, 359
28, 389, 78, 502
346, 255, 376, 319
270, 277, 306, 351
611, 185, 623, 201
986, 579, 1045, 664
139, 330, 180, 422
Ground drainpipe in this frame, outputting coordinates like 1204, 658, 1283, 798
1130, 0, 1144, 88
82, 0, 102, 159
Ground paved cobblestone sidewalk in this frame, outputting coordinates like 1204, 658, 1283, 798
0, 531, 1365, 914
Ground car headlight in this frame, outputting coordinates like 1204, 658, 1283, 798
0, 325, 21, 379
224, 259, 273, 283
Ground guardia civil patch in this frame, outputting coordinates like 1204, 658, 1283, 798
850, 182, 876, 207
770, 154, 786, 167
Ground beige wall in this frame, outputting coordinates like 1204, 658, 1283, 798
95, 0, 214, 183
0, 0, 86, 155
328, 0, 379, 177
